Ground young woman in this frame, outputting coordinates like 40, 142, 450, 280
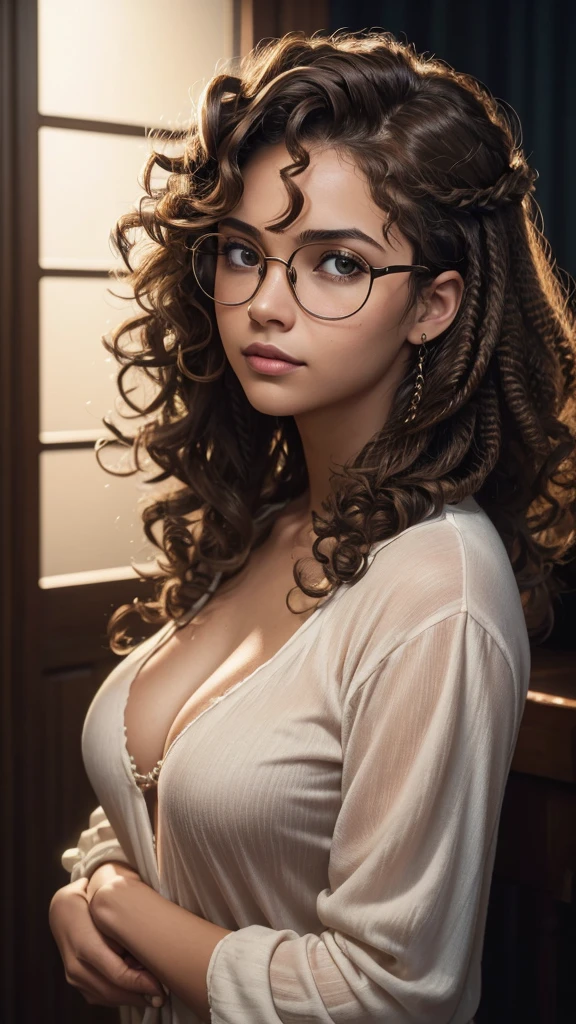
50, 29, 576, 1024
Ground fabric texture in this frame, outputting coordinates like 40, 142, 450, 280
61, 496, 530, 1024
62, 804, 133, 881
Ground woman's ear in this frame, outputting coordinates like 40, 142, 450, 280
406, 271, 465, 344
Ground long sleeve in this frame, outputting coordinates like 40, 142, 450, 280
61, 805, 133, 882
206, 610, 525, 1024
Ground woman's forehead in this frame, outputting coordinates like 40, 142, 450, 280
239, 143, 370, 208
231, 144, 406, 254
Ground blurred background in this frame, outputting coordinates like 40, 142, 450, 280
1, 1, 574, 1021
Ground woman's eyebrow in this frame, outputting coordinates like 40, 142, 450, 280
218, 216, 386, 253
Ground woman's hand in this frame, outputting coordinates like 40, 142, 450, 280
49, 877, 166, 1009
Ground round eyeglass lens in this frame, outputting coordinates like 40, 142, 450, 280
192, 233, 372, 317
290, 243, 372, 317
192, 233, 263, 306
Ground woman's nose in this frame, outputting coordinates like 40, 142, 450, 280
246, 259, 297, 328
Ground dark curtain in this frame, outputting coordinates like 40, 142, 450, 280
328, 0, 576, 277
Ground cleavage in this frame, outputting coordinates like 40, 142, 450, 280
124, 561, 325, 779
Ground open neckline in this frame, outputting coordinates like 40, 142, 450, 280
120, 494, 479, 794
120, 497, 303, 792
120, 569, 340, 799
118, 493, 480, 867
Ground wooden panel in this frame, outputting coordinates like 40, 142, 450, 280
0, 0, 18, 1012
512, 699, 576, 784
242, 0, 330, 54
276, 0, 330, 36
495, 772, 576, 899
1, 2, 43, 1022
44, 662, 121, 1023
41, 576, 158, 668
512, 647, 576, 784
530, 646, 576, 700
39, 579, 158, 1019
46, 662, 119, 872
477, 876, 572, 1024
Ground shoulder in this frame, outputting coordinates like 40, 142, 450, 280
329, 499, 530, 694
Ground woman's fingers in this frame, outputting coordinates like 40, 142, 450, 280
49, 882, 165, 1009
78, 938, 165, 999
68, 954, 165, 1009
70, 960, 152, 1008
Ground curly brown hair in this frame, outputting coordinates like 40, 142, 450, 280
100, 29, 576, 654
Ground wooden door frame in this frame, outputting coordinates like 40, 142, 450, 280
241, 0, 330, 55
1, 1, 42, 1019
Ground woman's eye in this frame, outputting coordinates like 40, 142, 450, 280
224, 243, 260, 268
318, 253, 365, 278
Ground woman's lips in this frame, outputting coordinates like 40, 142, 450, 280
243, 354, 304, 375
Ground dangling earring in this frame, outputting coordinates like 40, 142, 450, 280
404, 333, 427, 424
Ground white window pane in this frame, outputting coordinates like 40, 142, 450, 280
40, 276, 159, 433
40, 447, 162, 576
39, 128, 176, 270
38, 0, 235, 127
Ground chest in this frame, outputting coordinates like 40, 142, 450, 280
156, 670, 345, 893
123, 542, 327, 804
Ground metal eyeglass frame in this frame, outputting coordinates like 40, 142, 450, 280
190, 232, 432, 322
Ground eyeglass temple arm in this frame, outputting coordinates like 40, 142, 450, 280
371, 264, 431, 279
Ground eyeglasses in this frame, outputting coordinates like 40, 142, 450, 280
190, 232, 431, 321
